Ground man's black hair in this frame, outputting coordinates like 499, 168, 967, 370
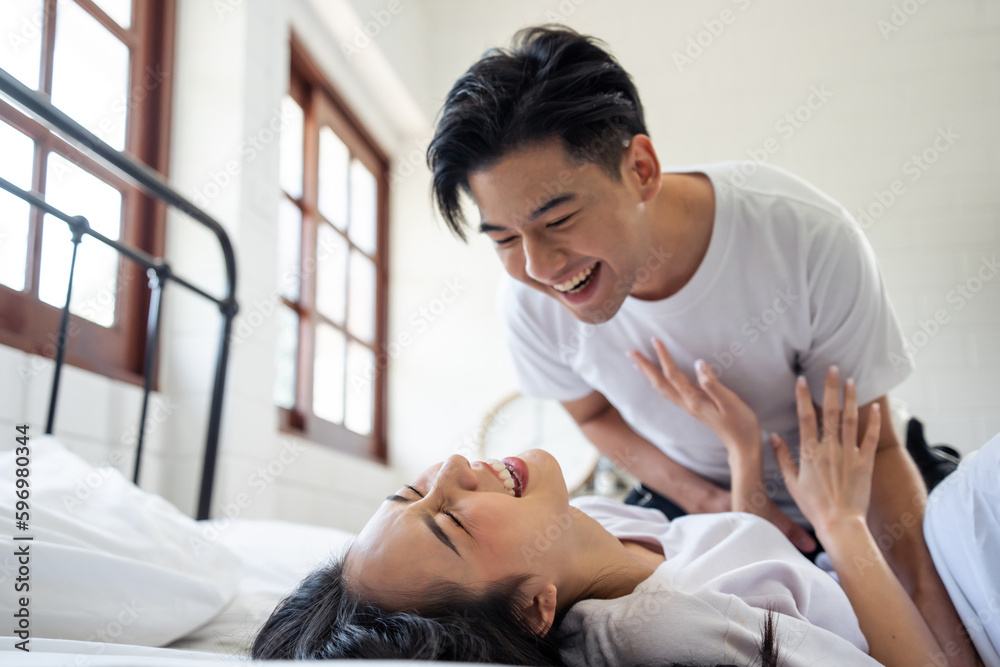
426, 24, 648, 240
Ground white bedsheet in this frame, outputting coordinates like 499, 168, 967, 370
167, 518, 353, 656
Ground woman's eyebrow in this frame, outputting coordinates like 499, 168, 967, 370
384, 493, 462, 558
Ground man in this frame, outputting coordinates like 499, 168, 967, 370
426, 25, 979, 664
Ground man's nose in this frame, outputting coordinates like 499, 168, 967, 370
523, 235, 567, 284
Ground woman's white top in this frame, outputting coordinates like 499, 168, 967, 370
558, 497, 880, 666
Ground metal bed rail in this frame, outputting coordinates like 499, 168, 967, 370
0, 67, 238, 520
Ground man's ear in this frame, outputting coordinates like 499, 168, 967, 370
623, 134, 662, 202
522, 583, 558, 636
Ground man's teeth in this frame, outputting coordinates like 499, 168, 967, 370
485, 458, 518, 496
553, 263, 597, 293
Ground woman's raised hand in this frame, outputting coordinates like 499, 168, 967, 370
630, 338, 762, 457
770, 367, 881, 536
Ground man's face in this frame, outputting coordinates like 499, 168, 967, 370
467, 137, 657, 324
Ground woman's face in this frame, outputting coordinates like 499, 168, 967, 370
345, 448, 576, 612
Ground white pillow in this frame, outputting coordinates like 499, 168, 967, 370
0, 435, 241, 647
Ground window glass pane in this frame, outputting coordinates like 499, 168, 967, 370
345, 340, 373, 436
313, 322, 345, 424
349, 159, 377, 255
0, 191, 31, 291
0, 119, 35, 287
92, 0, 132, 29
39, 153, 123, 327
51, 0, 131, 150
347, 249, 375, 344
44, 153, 121, 239
279, 95, 303, 200
315, 223, 347, 324
273, 304, 298, 409
0, 120, 35, 190
0, 0, 44, 90
317, 126, 348, 229
277, 197, 301, 301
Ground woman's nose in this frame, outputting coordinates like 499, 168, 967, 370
432, 455, 480, 493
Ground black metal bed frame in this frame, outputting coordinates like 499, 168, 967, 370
0, 68, 238, 520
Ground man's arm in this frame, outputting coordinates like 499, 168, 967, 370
561, 390, 731, 514
859, 395, 982, 667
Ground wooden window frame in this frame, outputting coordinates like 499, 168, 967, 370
278, 36, 389, 464
0, 0, 175, 386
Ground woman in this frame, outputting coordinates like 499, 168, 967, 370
252, 346, 991, 666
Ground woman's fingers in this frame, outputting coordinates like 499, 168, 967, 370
650, 339, 712, 414
822, 366, 842, 445
794, 376, 819, 446
630, 350, 683, 405
860, 402, 881, 464
695, 358, 735, 408
842, 378, 859, 451
653, 339, 700, 401
770, 433, 799, 486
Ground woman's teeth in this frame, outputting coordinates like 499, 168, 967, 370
553, 263, 597, 293
485, 458, 519, 496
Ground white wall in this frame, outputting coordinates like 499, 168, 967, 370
3, 0, 997, 534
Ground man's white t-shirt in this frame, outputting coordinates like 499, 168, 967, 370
498, 161, 914, 526
558, 496, 879, 666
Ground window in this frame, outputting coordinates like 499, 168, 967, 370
0, 0, 174, 384
276, 38, 388, 462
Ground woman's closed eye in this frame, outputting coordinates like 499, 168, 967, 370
405, 484, 466, 530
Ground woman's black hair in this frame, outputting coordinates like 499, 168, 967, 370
250, 554, 565, 664
425, 24, 649, 240
250, 552, 781, 666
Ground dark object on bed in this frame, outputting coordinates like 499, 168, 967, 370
0, 68, 238, 521
906, 417, 960, 492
